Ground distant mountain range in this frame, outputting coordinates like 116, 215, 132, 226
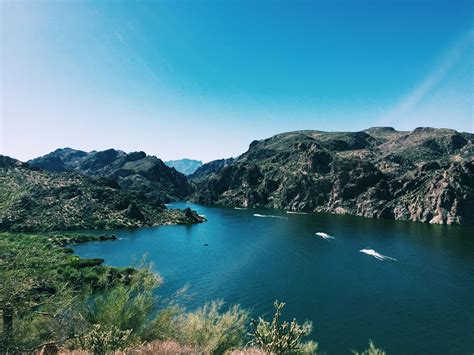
3, 126, 473, 228
164, 159, 203, 175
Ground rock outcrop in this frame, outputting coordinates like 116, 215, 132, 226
192, 127, 474, 225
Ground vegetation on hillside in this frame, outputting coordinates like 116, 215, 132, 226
0, 233, 135, 352
0, 156, 204, 232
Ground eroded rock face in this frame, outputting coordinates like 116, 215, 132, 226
192, 127, 474, 225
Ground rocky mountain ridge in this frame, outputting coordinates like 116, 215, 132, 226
28, 148, 193, 202
191, 127, 474, 225
189, 158, 235, 182
0, 156, 204, 232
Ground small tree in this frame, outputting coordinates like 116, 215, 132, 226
78, 262, 161, 349
248, 301, 317, 354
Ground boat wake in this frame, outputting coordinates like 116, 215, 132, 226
315, 232, 335, 240
286, 211, 309, 215
234, 207, 247, 210
253, 213, 287, 219
360, 249, 396, 261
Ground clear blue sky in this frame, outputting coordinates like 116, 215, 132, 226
1, 0, 473, 162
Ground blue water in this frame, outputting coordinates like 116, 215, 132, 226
73, 202, 474, 354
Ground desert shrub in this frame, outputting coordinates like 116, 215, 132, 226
80, 265, 161, 347
248, 301, 317, 354
140, 306, 181, 342
352, 340, 386, 355
175, 300, 249, 354
81, 324, 132, 354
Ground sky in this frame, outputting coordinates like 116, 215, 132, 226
1, 0, 473, 162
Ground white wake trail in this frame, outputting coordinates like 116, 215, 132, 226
360, 249, 397, 261
315, 232, 335, 240
253, 213, 287, 219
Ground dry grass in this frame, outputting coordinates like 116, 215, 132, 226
56, 341, 268, 355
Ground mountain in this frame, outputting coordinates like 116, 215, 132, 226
28, 148, 193, 202
192, 127, 474, 225
0, 155, 204, 232
165, 159, 203, 175
28, 147, 88, 172
188, 158, 234, 182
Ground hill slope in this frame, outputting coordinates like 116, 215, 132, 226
192, 127, 474, 225
189, 158, 235, 182
29, 148, 193, 202
0, 156, 203, 232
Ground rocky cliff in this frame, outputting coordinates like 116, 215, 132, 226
29, 148, 193, 202
192, 127, 474, 225
0, 156, 204, 232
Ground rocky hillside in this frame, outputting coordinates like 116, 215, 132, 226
0, 156, 204, 232
189, 158, 235, 182
165, 158, 203, 175
192, 127, 474, 225
29, 148, 193, 202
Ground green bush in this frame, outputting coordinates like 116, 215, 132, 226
80, 266, 161, 347
175, 300, 249, 354
81, 324, 132, 355
248, 301, 317, 354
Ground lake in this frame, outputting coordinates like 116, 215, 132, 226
73, 202, 474, 354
